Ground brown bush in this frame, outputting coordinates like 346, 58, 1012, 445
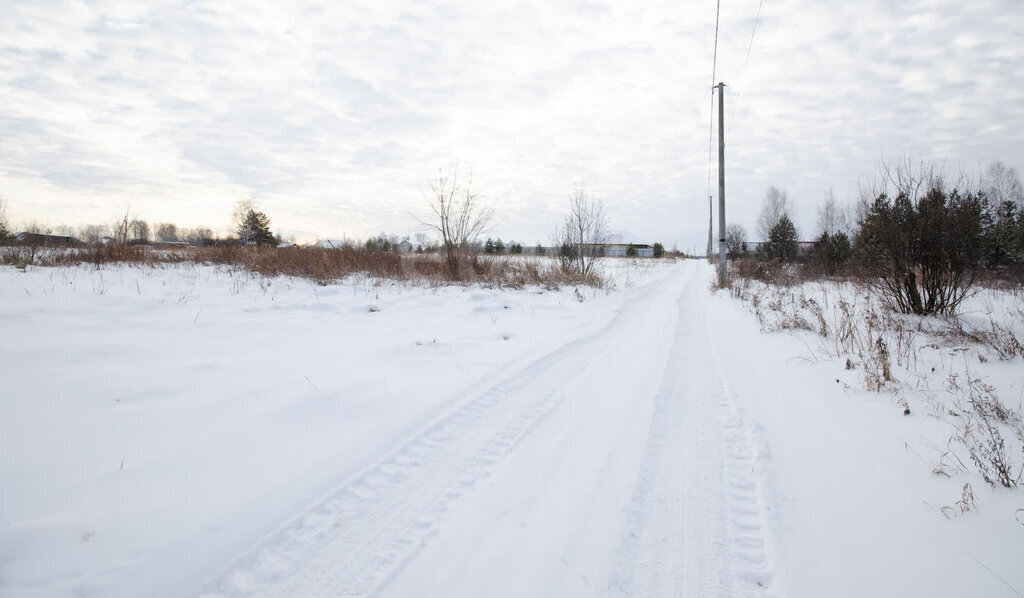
731, 256, 790, 285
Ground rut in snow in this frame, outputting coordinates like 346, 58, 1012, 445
197, 265, 679, 597
198, 263, 775, 598
607, 274, 775, 597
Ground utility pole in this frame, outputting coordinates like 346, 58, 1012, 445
716, 82, 727, 288
706, 195, 713, 259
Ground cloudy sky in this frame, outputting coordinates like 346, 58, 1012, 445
2, 0, 1022, 249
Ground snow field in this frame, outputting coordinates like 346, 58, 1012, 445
2, 258, 1022, 597
0, 261, 639, 597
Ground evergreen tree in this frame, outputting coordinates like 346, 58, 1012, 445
765, 214, 799, 261
813, 231, 852, 274
238, 209, 275, 246
652, 242, 665, 258
855, 185, 983, 314
981, 200, 1021, 269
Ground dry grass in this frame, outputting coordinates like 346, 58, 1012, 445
0, 243, 606, 289
941, 483, 976, 519
727, 261, 1024, 488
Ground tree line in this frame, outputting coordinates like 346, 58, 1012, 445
1, 169, 666, 285
725, 160, 1024, 315
0, 199, 280, 248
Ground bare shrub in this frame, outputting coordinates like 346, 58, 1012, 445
82, 243, 149, 266
556, 183, 609, 278
724, 223, 747, 257
730, 256, 789, 286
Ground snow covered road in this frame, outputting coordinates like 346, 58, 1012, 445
196, 262, 772, 597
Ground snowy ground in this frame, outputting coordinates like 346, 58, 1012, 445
1, 259, 1022, 597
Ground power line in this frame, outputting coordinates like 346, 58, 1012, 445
706, 0, 722, 211
745, 0, 764, 64
727, 0, 766, 141
710, 0, 722, 90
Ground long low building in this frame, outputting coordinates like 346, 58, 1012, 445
13, 232, 77, 246
579, 243, 655, 257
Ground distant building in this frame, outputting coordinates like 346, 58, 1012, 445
797, 241, 819, 255
742, 240, 819, 255
579, 243, 654, 258
14, 232, 77, 246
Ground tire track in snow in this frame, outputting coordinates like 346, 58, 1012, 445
716, 384, 775, 594
196, 271, 676, 598
608, 274, 775, 597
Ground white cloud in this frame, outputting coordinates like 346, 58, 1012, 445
1, 0, 1022, 248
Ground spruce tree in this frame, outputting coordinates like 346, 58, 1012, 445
766, 214, 798, 261
238, 209, 275, 246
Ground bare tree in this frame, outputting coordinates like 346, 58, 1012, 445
232, 199, 257, 241
112, 206, 132, 245
416, 167, 494, 278
866, 156, 941, 205
129, 219, 150, 244
24, 220, 52, 235
856, 157, 948, 236
816, 188, 851, 236
724, 223, 747, 256
983, 161, 1022, 206
556, 182, 609, 277
182, 227, 214, 245
980, 161, 1023, 268
79, 224, 108, 244
155, 223, 179, 242
0, 194, 9, 240
757, 187, 790, 241
53, 224, 77, 237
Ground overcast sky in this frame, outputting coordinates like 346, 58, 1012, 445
2, 0, 1022, 250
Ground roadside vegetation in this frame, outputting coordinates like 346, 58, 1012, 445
722, 159, 1024, 494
